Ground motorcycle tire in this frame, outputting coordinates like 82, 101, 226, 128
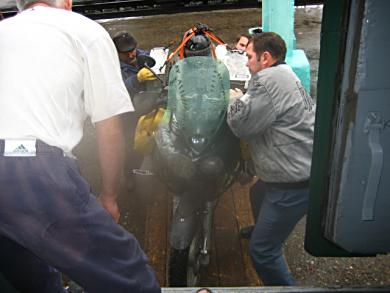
169, 226, 203, 287
168, 247, 190, 287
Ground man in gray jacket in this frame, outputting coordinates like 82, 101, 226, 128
227, 32, 315, 285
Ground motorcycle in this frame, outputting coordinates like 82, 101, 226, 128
132, 24, 249, 287
154, 55, 241, 286
66, 24, 250, 292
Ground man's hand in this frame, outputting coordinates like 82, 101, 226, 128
137, 68, 157, 82
98, 194, 120, 222
229, 88, 243, 103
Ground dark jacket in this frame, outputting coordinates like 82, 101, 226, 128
120, 48, 149, 98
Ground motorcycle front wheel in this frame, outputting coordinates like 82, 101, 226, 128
168, 226, 202, 287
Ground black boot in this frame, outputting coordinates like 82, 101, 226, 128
239, 225, 254, 239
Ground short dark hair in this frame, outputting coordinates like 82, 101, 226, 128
112, 32, 137, 53
250, 32, 286, 61
235, 33, 251, 44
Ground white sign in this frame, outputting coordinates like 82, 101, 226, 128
215, 45, 251, 81
150, 47, 170, 75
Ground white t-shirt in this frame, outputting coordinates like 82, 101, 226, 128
0, 6, 133, 154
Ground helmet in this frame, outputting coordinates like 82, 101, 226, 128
184, 34, 211, 57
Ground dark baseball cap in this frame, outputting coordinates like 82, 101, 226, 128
113, 32, 137, 53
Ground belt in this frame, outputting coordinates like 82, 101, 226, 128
264, 180, 310, 190
0, 139, 63, 156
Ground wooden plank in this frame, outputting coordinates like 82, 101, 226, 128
213, 188, 247, 286
164, 192, 172, 287
231, 182, 261, 286
143, 187, 169, 286
126, 173, 261, 287
118, 186, 147, 248
231, 182, 255, 230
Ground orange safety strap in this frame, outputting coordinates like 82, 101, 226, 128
204, 30, 225, 46
166, 31, 196, 63
204, 31, 225, 58
159, 27, 226, 70
211, 45, 216, 58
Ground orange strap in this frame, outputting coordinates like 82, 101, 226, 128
166, 31, 195, 63
204, 31, 225, 58
204, 30, 225, 46
159, 26, 226, 70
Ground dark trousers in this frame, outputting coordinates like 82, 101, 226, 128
0, 140, 160, 293
0, 236, 65, 293
249, 180, 308, 285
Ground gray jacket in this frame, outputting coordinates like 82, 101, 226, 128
227, 64, 315, 183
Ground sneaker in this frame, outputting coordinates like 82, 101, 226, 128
239, 225, 254, 239
66, 281, 84, 293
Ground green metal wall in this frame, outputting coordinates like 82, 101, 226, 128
304, 0, 357, 256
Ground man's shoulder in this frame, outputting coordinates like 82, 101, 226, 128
39, 8, 108, 42
258, 64, 292, 77
256, 65, 297, 87
121, 61, 137, 73
64, 10, 107, 36
136, 48, 150, 56
0, 7, 105, 42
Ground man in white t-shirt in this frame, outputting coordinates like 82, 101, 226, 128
0, 0, 160, 292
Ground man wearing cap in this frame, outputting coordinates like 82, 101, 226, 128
112, 32, 157, 191
113, 31, 156, 97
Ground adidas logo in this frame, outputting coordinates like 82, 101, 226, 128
3, 139, 36, 157
13, 144, 29, 154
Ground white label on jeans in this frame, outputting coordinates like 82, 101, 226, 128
3, 139, 37, 157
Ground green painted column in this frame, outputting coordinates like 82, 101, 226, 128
262, 0, 295, 57
262, 0, 310, 93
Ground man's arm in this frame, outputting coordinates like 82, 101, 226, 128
95, 115, 125, 222
227, 83, 276, 139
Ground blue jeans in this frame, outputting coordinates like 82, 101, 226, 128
0, 140, 160, 293
249, 182, 309, 286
